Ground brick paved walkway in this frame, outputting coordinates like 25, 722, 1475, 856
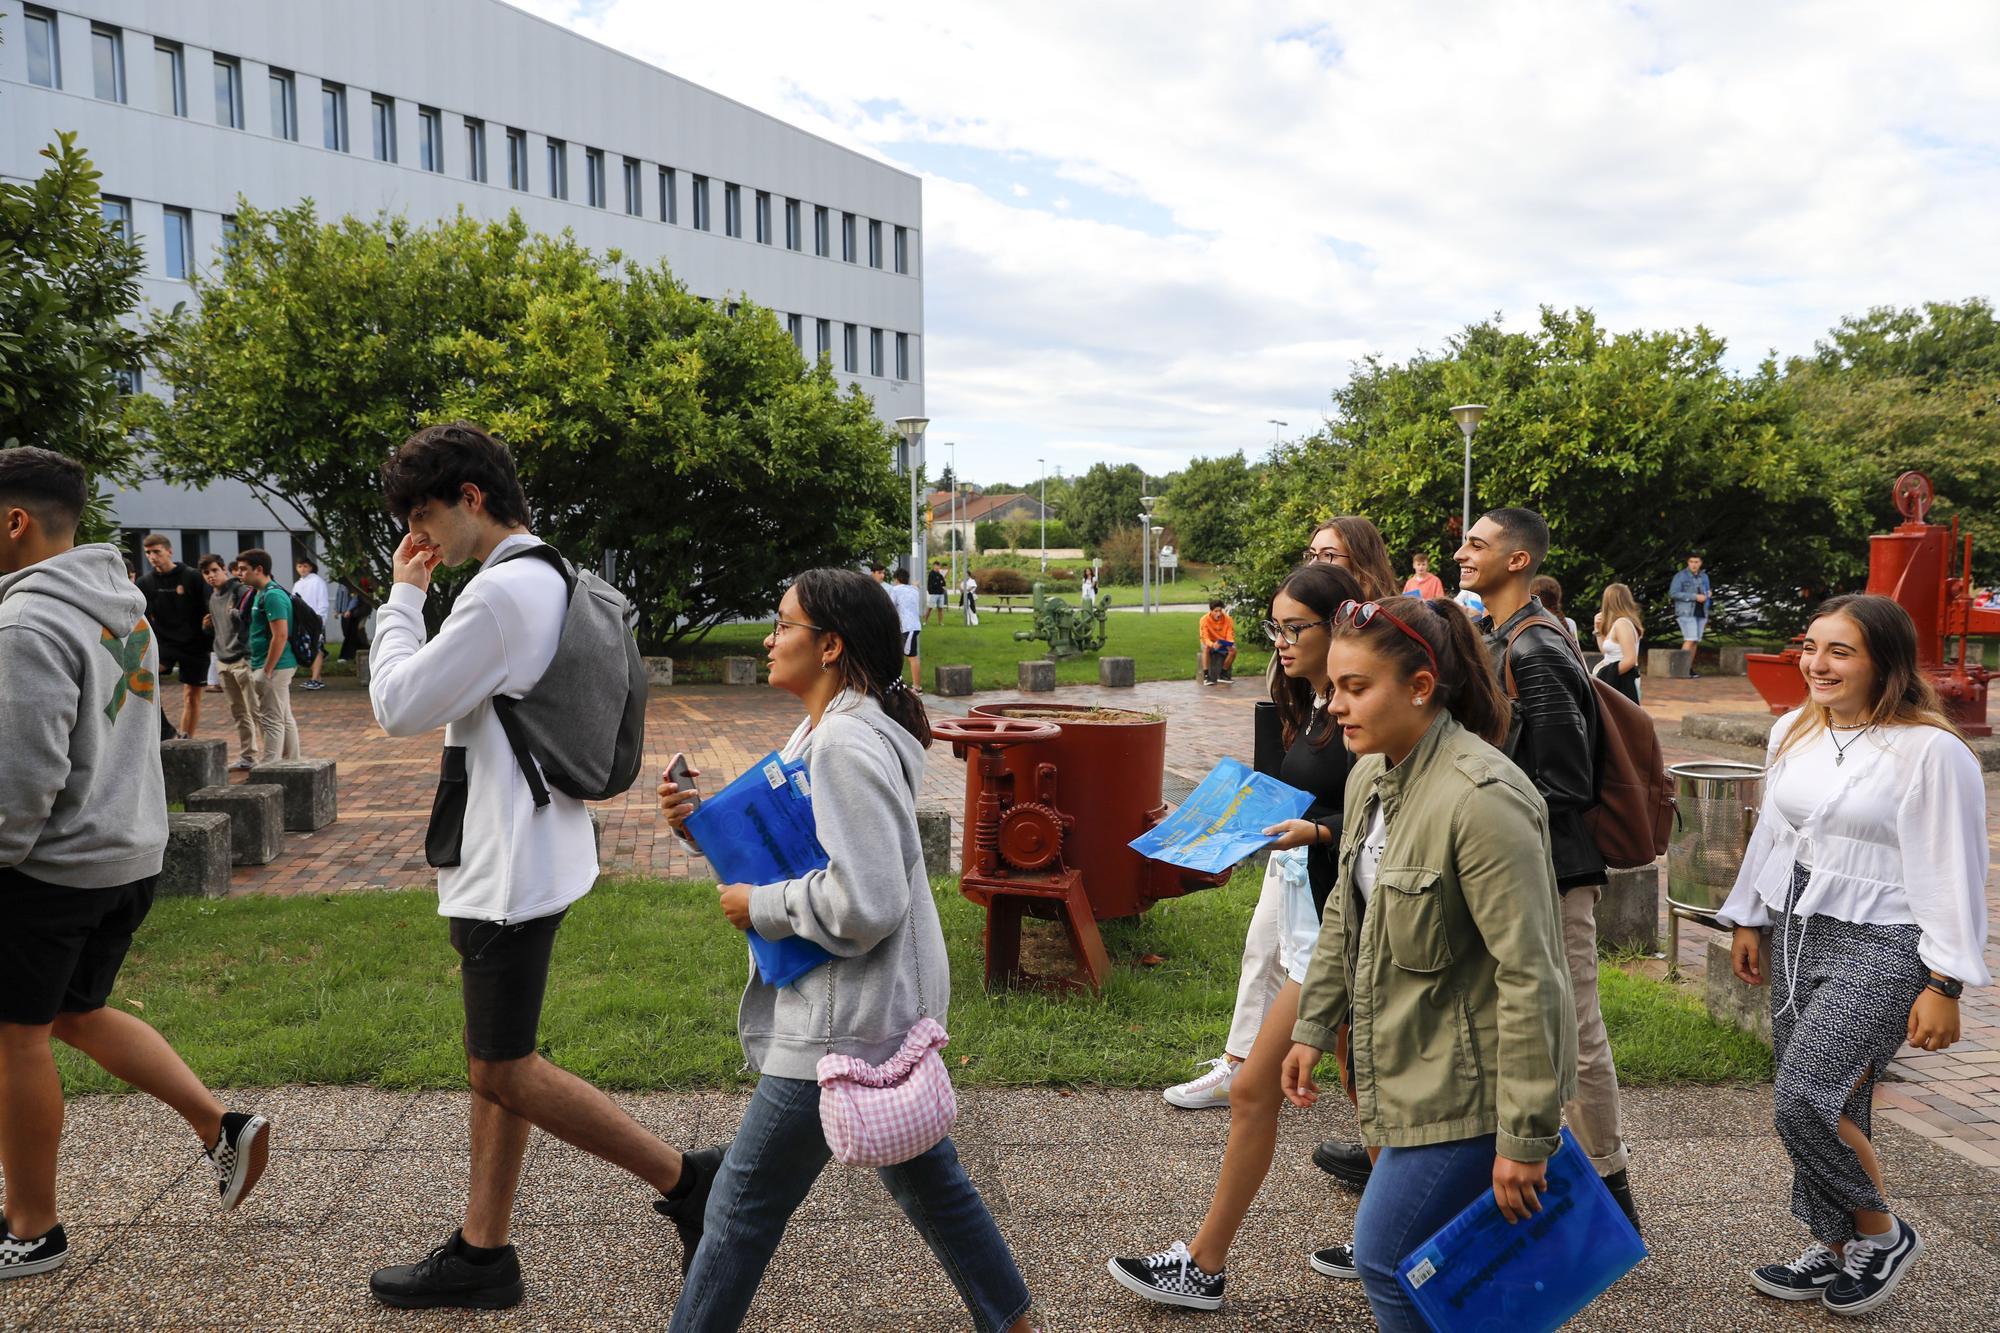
202, 670, 2000, 1179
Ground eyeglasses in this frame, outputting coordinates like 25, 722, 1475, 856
1260, 617, 1333, 646
1337, 600, 1439, 680
1304, 546, 1345, 565
770, 618, 825, 638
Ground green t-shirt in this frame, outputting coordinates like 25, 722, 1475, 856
247, 584, 298, 671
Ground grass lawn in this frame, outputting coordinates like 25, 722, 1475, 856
59, 870, 1771, 1094
671, 609, 1271, 691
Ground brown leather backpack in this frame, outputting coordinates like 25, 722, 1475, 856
1500, 615, 1674, 870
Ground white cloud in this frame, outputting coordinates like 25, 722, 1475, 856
511, 0, 2000, 483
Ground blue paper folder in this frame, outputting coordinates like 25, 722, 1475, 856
683, 752, 835, 988
1126, 757, 1313, 874
1397, 1128, 1647, 1333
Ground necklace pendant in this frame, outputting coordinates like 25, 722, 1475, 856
1836, 752, 1845, 767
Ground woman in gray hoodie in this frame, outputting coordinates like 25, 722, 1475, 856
660, 568, 1036, 1333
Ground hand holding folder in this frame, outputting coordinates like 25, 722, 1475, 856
684, 752, 835, 988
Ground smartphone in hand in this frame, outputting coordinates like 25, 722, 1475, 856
666, 752, 700, 812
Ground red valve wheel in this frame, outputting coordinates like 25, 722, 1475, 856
1894, 470, 1934, 523
930, 716, 1061, 758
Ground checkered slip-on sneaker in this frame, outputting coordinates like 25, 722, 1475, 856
1108, 1240, 1225, 1311
0, 1222, 68, 1281
207, 1110, 271, 1210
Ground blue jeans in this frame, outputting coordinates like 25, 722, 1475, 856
669, 1074, 1032, 1333
1352, 1134, 1498, 1333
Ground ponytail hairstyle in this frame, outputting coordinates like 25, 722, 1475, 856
1309, 515, 1399, 600
1271, 561, 1364, 748
791, 567, 933, 749
1772, 593, 1961, 764
1331, 594, 1511, 747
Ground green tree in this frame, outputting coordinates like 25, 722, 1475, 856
0, 133, 159, 538
135, 203, 902, 649
1068, 461, 1147, 547
1161, 451, 1255, 562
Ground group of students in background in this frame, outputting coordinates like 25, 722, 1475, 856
1, 430, 1987, 1331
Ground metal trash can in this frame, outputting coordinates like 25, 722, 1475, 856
1666, 761, 1764, 913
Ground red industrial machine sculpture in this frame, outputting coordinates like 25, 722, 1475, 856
930, 703, 1230, 992
1746, 471, 2000, 736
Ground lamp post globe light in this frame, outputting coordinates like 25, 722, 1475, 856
1448, 404, 1487, 539
894, 416, 929, 581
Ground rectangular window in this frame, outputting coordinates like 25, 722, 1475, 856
222, 214, 240, 255
815, 318, 831, 361
418, 107, 443, 172
787, 314, 804, 350
115, 367, 143, 395
506, 128, 528, 190
155, 41, 185, 115
180, 530, 210, 565
843, 324, 859, 374
753, 191, 772, 245
723, 183, 741, 237
868, 219, 883, 269
894, 225, 909, 275
321, 83, 348, 151
546, 139, 568, 199
465, 118, 487, 182
584, 148, 606, 207
841, 212, 856, 263
162, 207, 193, 280
658, 166, 676, 222
370, 95, 396, 162
268, 69, 297, 141
691, 175, 710, 230
785, 198, 801, 251
24, 7, 59, 89
814, 206, 830, 257
101, 197, 132, 242
623, 157, 642, 215
895, 332, 909, 381
869, 327, 883, 377
213, 56, 243, 129
91, 25, 125, 103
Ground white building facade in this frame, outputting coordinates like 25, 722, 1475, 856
1, 0, 924, 578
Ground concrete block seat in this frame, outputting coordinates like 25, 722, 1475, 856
161, 813, 232, 898
246, 759, 338, 832
184, 784, 286, 866
160, 738, 226, 805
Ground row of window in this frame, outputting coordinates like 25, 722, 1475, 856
25, 7, 915, 273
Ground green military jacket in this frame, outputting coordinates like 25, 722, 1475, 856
1292, 711, 1578, 1162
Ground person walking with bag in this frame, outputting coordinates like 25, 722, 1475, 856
1593, 582, 1645, 703
658, 567, 1036, 1333
1720, 594, 1988, 1317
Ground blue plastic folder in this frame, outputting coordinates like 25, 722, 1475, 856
1126, 757, 1312, 874
683, 752, 835, 988
1396, 1128, 1647, 1333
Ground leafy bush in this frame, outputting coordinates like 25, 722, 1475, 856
1094, 528, 1144, 584
975, 517, 1073, 551
974, 566, 1031, 595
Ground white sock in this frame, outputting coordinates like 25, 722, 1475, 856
1856, 1218, 1898, 1249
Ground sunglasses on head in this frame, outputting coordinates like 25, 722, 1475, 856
1337, 600, 1440, 680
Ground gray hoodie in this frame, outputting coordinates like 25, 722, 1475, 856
0, 543, 168, 887
744, 691, 950, 1080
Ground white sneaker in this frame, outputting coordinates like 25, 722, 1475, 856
1163, 1057, 1235, 1109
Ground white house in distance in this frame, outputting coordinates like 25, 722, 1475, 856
1, 0, 924, 584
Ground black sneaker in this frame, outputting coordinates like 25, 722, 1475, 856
1601, 1167, 1641, 1236
652, 1144, 726, 1275
1750, 1243, 1842, 1300
207, 1110, 271, 1210
1822, 1218, 1923, 1316
1107, 1240, 1225, 1311
0, 1221, 67, 1281
1309, 1241, 1360, 1279
1312, 1139, 1373, 1192
370, 1231, 525, 1310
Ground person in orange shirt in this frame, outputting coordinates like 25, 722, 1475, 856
1200, 600, 1237, 685
1402, 552, 1446, 600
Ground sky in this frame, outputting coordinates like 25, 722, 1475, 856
509, 0, 2000, 486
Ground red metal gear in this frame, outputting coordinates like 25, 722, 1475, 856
997, 802, 1065, 873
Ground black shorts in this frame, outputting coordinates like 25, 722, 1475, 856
0, 867, 157, 1026
158, 639, 210, 686
902, 630, 921, 658
449, 909, 567, 1061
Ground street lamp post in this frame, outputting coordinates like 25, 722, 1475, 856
1449, 404, 1488, 538
894, 416, 929, 580
1139, 494, 1159, 614
1267, 418, 1288, 448
1038, 457, 1047, 573
948, 441, 959, 596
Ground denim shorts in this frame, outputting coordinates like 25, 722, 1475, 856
1675, 612, 1705, 642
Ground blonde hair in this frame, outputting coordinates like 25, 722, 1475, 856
1772, 594, 1964, 765
1598, 583, 1644, 636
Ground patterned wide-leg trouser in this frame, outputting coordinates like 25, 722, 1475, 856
1768, 863, 1929, 1245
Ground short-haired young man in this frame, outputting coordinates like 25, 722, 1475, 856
366, 422, 712, 1309
236, 550, 301, 761
926, 561, 948, 625
888, 566, 924, 691
136, 533, 210, 738
198, 554, 259, 771
1199, 599, 1236, 684
1455, 506, 1638, 1229
0, 448, 269, 1283
292, 556, 331, 691
1669, 553, 1710, 673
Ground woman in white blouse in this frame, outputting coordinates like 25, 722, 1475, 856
1718, 594, 1988, 1318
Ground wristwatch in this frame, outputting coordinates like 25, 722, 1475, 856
1925, 974, 1964, 1000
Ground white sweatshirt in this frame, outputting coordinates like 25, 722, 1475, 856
368, 533, 597, 922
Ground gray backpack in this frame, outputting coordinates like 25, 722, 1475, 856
489, 543, 647, 806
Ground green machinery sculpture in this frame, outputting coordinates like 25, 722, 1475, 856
1012, 583, 1112, 660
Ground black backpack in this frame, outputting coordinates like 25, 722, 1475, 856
489, 543, 648, 806
287, 593, 325, 666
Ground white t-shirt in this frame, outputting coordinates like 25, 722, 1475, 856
291, 571, 329, 619
368, 533, 599, 922
888, 581, 924, 634
962, 576, 977, 598
1354, 801, 1388, 907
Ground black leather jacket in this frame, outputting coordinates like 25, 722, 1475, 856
1485, 597, 1605, 892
